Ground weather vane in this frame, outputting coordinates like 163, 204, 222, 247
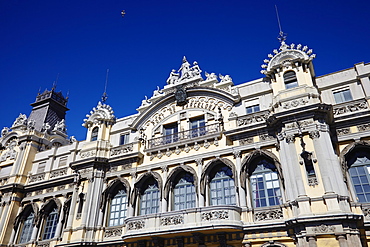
275, 5, 287, 43
101, 69, 109, 103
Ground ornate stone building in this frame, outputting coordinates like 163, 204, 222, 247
0, 39, 370, 247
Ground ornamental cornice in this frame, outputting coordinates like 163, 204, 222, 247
261, 42, 316, 76
83, 102, 116, 128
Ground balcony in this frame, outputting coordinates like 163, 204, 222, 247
122, 205, 242, 240
145, 123, 222, 153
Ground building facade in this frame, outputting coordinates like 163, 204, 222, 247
1, 40, 370, 247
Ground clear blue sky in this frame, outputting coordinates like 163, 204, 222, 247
1, 0, 369, 141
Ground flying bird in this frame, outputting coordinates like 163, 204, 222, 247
121, 10, 126, 17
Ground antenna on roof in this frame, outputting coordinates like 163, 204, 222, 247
52, 73, 59, 90
275, 5, 287, 43
101, 69, 109, 103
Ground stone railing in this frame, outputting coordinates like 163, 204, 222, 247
236, 110, 269, 127
110, 143, 135, 157
147, 123, 221, 149
124, 205, 242, 236
333, 99, 369, 116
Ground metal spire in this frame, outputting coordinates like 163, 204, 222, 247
275, 5, 287, 43
101, 69, 109, 103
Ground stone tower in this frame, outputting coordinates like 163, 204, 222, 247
28, 87, 69, 132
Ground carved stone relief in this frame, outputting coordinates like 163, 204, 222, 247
160, 215, 184, 226
337, 128, 351, 136
50, 168, 67, 178
104, 227, 122, 238
111, 144, 134, 157
29, 174, 45, 183
314, 224, 335, 233
333, 100, 368, 116
358, 124, 370, 132
282, 99, 308, 109
201, 210, 229, 221
254, 209, 283, 221
80, 150, 96, 159
127, 220, 145, 230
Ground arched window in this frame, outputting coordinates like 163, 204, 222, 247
347, 150, 370, 203
91, 127, 99, 141
42, 207, 58, 240
18, 212, 34, 244
250, 160, 282, 208
283, 71, 298, 89
173, 173, 196, 210
210, 166, 236, 206
109, 189, 128, 226
140, 181, 160, 215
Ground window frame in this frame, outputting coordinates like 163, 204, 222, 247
119, 133, 130, 145
42, 207, 59, 240
249, 160, 282, 208
108, 189, 128, 226
18, 212, 35, 244
173, 174, 196, 211
348, 154, 370, 203
283, 71, 298, 89
91, 127, 99, 141
333, 88, 353, 103
140, 182, 160, 215
209, 166, 236, 206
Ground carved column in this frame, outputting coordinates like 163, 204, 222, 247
66, 184, 79, 230
86, 168, 105, 241
309, 129, 348, 196
81, 176, 94, 228
337, 235, 349, 247
0, 202, 10, 237
243, 242, 251, 247
161, 165, 168, 213
233, 150, 246, 207
55, 203, 66, 239
128, 172, 136, 217
97, 181, 108, 228
278, 133, 305, 200
307, 236, 317, 247
196, 159, 205, 207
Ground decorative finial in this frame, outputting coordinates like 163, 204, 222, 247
275, 5, 287, 43
101, 69, 109, 103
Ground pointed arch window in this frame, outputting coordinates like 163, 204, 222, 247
250, 160, 282, 207
140, 182, 160, 215
348, 152, 370, 203
173, 174, 196, 210
18, 212, 34, 244
42, 207, 58, 240
210, 166, 236, 206
109, 189, 128, 226
91, 127, 99, 141
284, 71, 298, 89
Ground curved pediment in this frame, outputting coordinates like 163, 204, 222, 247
131, 86, 240, 131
